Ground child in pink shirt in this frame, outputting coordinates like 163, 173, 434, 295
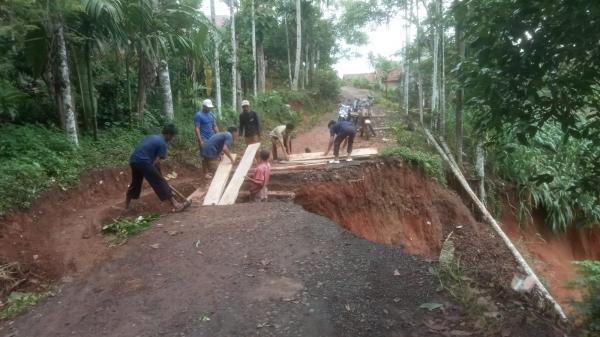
247, 149, 271, 202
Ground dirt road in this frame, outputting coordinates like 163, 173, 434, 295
1, 199, 564, 337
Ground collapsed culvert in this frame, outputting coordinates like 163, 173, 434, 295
294, 161, 478, 257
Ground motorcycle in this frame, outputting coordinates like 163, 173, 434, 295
359, 109, 376, 141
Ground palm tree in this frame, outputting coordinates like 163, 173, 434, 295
123, 0, 203, 122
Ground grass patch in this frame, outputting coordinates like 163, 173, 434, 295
101, 214, 159, 245
381, 145, 446, 185
0, 291, 52, 320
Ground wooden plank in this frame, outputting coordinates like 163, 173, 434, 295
218, 143, 261, 205
202, 154, 237, 205
186, 188, 207, 203
288, 147, 378, 162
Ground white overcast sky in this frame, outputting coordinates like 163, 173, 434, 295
200, 1, 406, 77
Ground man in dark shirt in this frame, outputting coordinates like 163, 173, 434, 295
125, 124, 188, 211
238, 100, 261, 145
324, 120, 356, 164
201, 127, 238, 179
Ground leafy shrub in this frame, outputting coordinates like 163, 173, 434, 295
571, 260, 600, 335
488, 122, 600, 232
381, 145, 446, 185
0, 291, 52, 320
312, 69, 341, 100
0, 124, 145, 216
253, 91, 303, 130
102, 214, 159, 245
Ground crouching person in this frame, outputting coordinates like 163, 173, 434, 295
201, 127, 237, 179
246, 149, 271, 202
125, 124, 189, 211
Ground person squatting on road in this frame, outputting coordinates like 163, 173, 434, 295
270, 123, 294, 161
201, 127, 237, 179
324, 120, 356, 164
246, 149, 271, 202
125, 124, 189, 211
239, 99, 261, 145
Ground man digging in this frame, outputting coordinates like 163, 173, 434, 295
125, 124, 190, 212
201, 127, 238, 179
324, 120, 356, 164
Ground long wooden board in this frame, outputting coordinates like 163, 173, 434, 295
218, 143, 261, 205
202, 154, 237, 205
288, 147, 378, 162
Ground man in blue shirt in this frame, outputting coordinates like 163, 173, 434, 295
125, 124, 189, 211
324, 120, 356, 164
201, 127, 237, 179
194, 99, 219, 150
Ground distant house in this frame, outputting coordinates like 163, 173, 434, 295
343, 72, 377, 83
383, 69, 403, 90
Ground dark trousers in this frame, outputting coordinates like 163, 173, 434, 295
127, 162, 172, 201
334, 128, 356, 157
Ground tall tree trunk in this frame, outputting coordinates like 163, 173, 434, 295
210, 0, 222, 117
455, 0, 465, 168
136, 51, 154, 123
230, 0, 238, 110
251, 0, 257, 97
284, 16, 293, 88
236, 70, 242, 109
54, 20, 78, 145
415, 0, 423, 124
304, 43, 309, 87
431, 22, 439, 130
125, 50, 133, 126
403, 0, 411, 115
257, 42, 266, 93
439, 0, 446, 137
72, 47, 92, 134
292, 0, 301, 91
158, 59, 174, 121
475, 142, 486, 205
85, 42, 97, 140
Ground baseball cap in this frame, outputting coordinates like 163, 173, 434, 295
202, 99, 214, 108
241, 100, 250, 106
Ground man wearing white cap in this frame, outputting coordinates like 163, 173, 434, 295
194, 99, 219, 149
238, 99, 261, 145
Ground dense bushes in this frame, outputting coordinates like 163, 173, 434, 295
0, 124, 145, 215
382, 123, 446, 185
571, 260, 600, 335
488, 123, 600, 232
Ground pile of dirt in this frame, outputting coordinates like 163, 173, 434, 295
294, 160, 566, 325
0, 162, 201, 293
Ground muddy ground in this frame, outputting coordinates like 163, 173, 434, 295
0, 87, 571, 336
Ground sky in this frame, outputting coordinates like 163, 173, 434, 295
200, 1, 406, 77
334, 16, 405, 77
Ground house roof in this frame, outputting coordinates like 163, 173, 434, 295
384, 69, 402, 83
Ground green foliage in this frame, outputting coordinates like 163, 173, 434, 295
381, 146, 446, 185
310, 69, 341, 101
0, 291, 52, 320
571, 260, 600, 335
0, 124, 145, 216
253, 91, 301, 128
459, 0, 600, 188
102, 214, 159, 245
489, 123, 600, 232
